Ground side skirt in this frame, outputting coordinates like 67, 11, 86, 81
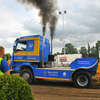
35, 76, 70, 81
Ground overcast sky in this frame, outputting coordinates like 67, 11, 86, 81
0, 0, 100, 54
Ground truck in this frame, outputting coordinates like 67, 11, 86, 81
10, 35, 99, 88
54, 54, 82, 66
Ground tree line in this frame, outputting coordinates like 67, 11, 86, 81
54, 41, 100, 59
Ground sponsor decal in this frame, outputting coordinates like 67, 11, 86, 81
48, 71, 58, 76
43, 71, 47, 75
29, 43, 33, 48
17, 57, 22, 60
78, 61, 90, 65
59, 56, 67, 62
63, 72, 66, 76
27, 57, 37, 60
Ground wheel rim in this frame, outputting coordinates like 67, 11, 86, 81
77, 75, 88, 87
22, 73, 30, 81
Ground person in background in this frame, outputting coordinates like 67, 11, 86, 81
0, 46, 10, 75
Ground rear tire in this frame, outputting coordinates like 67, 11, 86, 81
73, 71, 92, 88
20, 69, 34, 84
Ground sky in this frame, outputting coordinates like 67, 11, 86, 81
0, 0, 100, 54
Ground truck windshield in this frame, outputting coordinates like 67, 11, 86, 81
16, 42, 27, 51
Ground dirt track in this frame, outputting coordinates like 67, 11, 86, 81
30, 77, 100, 100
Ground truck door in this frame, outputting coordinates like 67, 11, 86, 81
26, 39, 40, 62
13, 41, 27, 62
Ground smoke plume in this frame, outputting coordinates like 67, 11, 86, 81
16, 0, 58, 37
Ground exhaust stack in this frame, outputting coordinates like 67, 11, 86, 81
51, 36, 53, 55
42, 27, 45, 67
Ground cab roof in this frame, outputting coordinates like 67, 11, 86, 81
17, 35, 49, 43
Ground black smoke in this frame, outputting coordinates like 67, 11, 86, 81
16, 0, 58, 38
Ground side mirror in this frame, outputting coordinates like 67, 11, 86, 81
14, 46, 16, 51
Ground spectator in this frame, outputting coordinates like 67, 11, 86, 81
0, 46, 10, 75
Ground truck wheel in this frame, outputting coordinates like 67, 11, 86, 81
20, 69, 33, 84
73, 71, 92, 88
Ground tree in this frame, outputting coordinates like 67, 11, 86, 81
96, 41, 100, 59
79, 46, 88, 58
97, 41, 100, 46
90, 46, 97, 58
54, 52, 62, 56
62, 43, 78, 54
87, 43, 90, 58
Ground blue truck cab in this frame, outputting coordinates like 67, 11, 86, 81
11, 35, 98, 88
